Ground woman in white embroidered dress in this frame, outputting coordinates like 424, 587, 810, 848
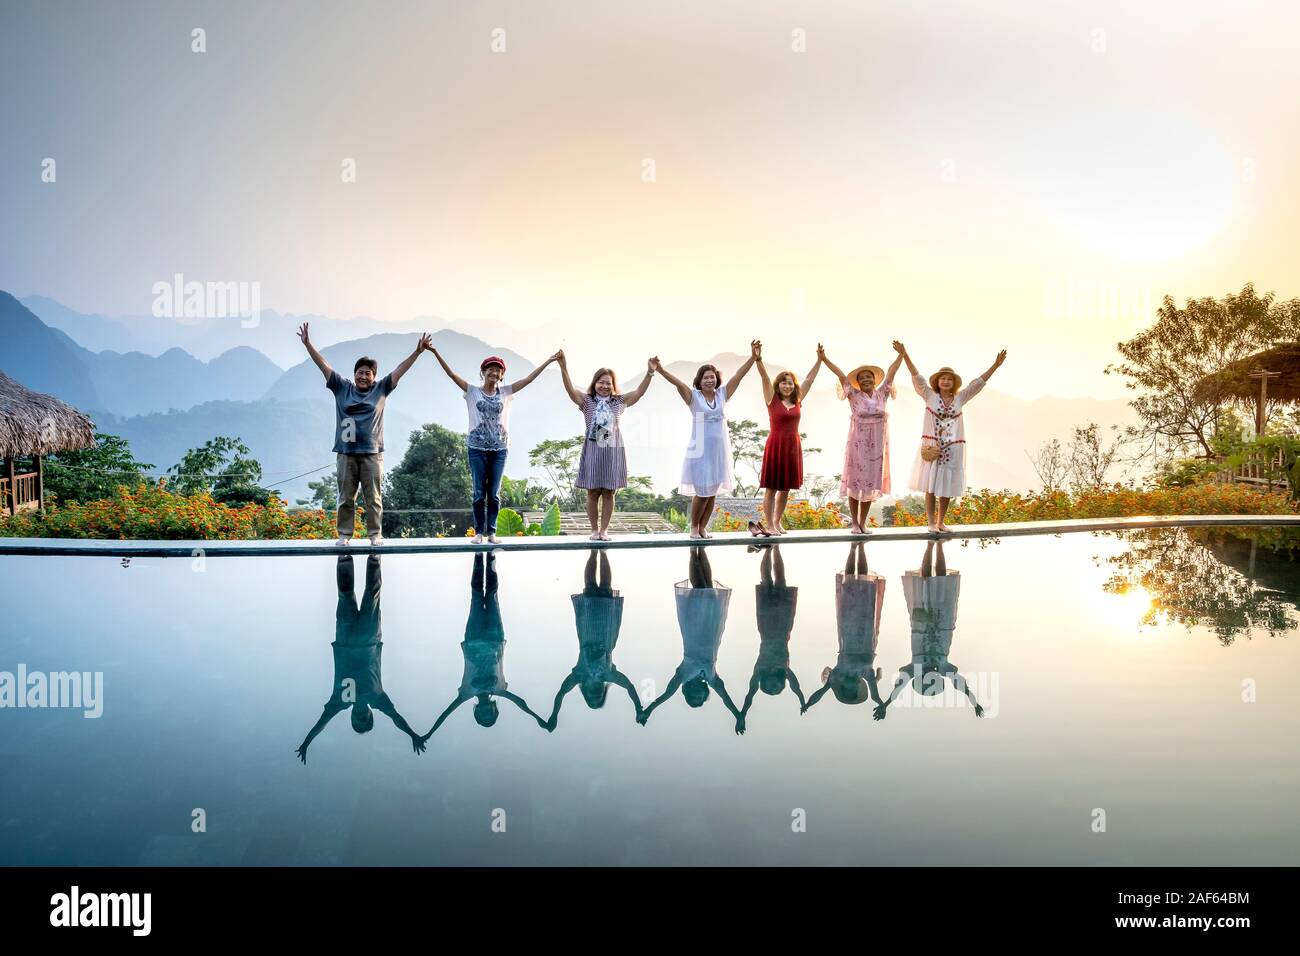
896, 343, 1007, 534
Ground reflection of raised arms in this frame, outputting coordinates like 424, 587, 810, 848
723, 340, 762, 399
371, 694, 429, 752
637, 673, 682, 724
546, 669, 643, 731
875, 665, 914, 721
623, 358, 656, 408
295, 698, 347, 763
712, 675, 745, 735
427, 692, 473, 738
506, 352, 559, 395
651, 358, 693, 407
428, 346, 469, 393
499, 690, 548, 727
297, 323, 334, 382
742, 667, 806, 718
950, 670, 985, 717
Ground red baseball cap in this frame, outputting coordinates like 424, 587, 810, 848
480, 355, 506, 373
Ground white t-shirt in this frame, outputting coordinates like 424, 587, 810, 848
465, 384, 514, 450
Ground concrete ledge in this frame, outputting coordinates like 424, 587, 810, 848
1, 514, 1297, 557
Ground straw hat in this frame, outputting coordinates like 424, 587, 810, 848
838, 364, 886, 399
929, 366, 962, 392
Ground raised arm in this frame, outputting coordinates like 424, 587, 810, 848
821, 349, 850, 391
545, 673, 581, 730
428, 346, 469, 393
798, 345, 824, 401
555, 351, 585, 408
652, 358, 693, 406
978, 350, 1007, 384
894, 340, 920, 379
297, 323, 334, 382
637, 672, 683, 723
723, 340, 761, 398
622, 358, 656, 408
389, 333, 432, 387
507, 352, 559, 395
884, 351, 904, 387
756, 357, 774, 405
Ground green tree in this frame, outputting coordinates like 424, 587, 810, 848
168, 436, 267, 500
43, 433, 155, 504
383, 423, 473, 536
529, 437, 584, 506
296, 475, 338, 511
1107, 283, 1300, 462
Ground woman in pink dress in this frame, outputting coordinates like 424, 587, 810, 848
822, 342, 906, 534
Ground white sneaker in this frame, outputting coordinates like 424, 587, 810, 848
335, 536, 351, 547
472, 533, 485, 545
368, 534, 384, 547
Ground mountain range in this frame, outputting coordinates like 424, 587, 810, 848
4, 291, 1138, 502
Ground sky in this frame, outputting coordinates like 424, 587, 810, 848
3, 0, 1299, 400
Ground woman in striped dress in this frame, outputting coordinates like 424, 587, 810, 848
557, 352, 656, 540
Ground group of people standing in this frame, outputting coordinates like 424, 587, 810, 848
297, 324, 1008, 543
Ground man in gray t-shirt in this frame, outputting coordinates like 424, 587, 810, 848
297, 323, 431, 545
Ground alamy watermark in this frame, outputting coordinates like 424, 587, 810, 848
0, 665, 103, 718
151, 273, 262, 327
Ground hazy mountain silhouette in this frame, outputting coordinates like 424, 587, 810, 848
0, 291, 103, 410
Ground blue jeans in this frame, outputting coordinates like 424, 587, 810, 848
468, 447, 508, 534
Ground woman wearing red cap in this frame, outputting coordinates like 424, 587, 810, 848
427, 345, 559, 543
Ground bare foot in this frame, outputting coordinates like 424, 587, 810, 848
937, 523, 953, 534
590, 532, 602, 541
689, 529, 702, 539
927, 524, 940, 534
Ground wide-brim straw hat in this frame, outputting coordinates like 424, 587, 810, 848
929, 366, 962, 392
838, 365, 886, 399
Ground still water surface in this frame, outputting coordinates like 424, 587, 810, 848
1, 528, 1297, 865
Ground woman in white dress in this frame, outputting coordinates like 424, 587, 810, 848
653, 341, 761, 539
896, 343, 1007, 533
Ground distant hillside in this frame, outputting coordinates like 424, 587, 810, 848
0, 291, 102, 410
22, 295, 429, 367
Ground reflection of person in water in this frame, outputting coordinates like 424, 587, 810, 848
877, 540, 983, 720
545, 550, 643, 729
427, 552, 547, 734
296, 555, 426, 762
639, 547, 744, 732
803, 541, 885, 712
738, 545, 806, 730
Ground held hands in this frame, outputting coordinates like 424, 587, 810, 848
416, 332, 433, 353
815, 342, 825, 363
646, 356, 656, 375
650, 356, 663, 373
892, 340, 906, 356
751, 339, 762, 360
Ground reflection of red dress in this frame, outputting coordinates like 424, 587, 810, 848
760, 397, 804, 490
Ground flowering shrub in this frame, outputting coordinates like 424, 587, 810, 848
888, 482, 1299, 526
781, 500, 849, 530
0, 483, 341, 540
709, 510, 748, 533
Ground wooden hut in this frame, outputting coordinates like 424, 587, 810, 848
1197, 343, 1300, 435
0, 370, 96, 514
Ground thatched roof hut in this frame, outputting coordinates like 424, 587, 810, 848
1196, 343, 1300, 433
0, 370, 95, 514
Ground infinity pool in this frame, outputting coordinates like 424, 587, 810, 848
1, 528, 1297, 865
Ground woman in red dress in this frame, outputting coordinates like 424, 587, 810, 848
753, 345, 824, 536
